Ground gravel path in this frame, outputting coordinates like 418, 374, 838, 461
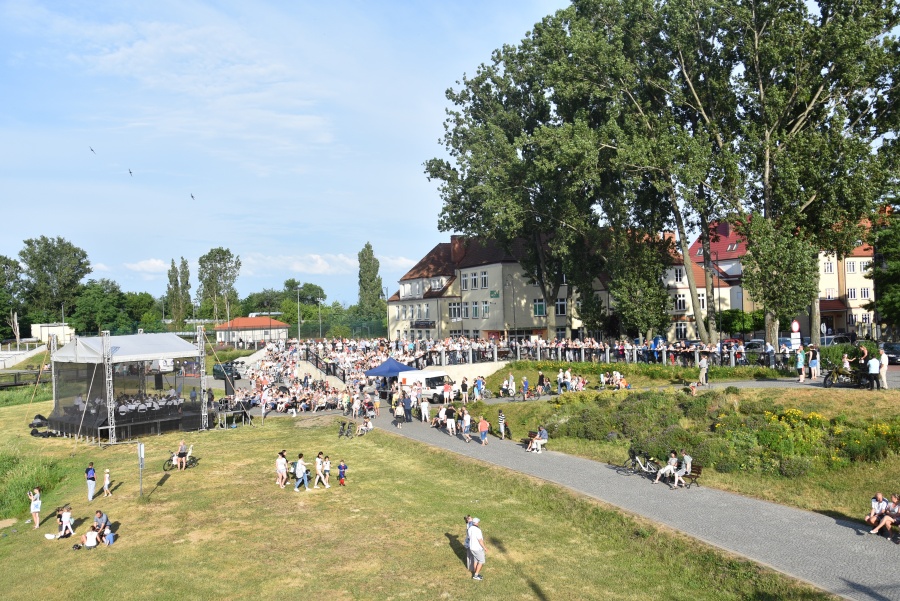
370, 409, 900, 601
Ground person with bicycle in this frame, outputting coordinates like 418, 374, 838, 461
521, 376, 530, 400
177, 440, 188, 471
653, 451, 678, 484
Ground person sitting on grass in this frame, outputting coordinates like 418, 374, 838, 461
356, 416, 374, 436
103, 526, 114, 546
869, 494, 900, 538
866, 493, 889, 527
81, 525, 101, 549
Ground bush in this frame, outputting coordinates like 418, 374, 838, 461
778, 456, 812, 478
0, 451, 65, 518
715, 455, 741, 473
724, 386, 741, 396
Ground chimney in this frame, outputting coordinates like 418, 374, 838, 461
451, 235, 465, 264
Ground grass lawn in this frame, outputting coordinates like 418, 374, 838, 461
0, 399, 829, 600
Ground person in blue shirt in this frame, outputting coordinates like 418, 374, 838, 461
338, 460, 348, 486
522, 377, 529, 397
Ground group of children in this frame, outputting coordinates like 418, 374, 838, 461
277, 450, 349, 492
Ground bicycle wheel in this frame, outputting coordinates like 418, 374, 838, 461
646, 460, 660, 474
163, 458, 175, 471
823, 374, 833, 388
186, 457, 198, 469
483, 389, 493, 399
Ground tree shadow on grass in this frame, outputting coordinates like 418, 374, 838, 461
488, 535, 548, 601
444, 533, 466, 567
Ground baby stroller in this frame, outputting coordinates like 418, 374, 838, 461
362, 400, 376, 419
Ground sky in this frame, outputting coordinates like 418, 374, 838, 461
0, 0, 570, 305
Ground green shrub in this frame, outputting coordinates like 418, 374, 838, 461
715, 455, 741, 473
0, 451, 65, 518
638, 426, 701, 461
778, 456, 812, 478
724, 386, 740, 396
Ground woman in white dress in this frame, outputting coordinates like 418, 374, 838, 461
27, 487, 41, 529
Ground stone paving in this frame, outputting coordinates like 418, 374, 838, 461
368, 406, 900, 601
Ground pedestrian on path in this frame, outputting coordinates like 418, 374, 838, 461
698, 355, 708, 386
461, 408, 473, 443
85, 462, 96, 502
478, 416, 490, 445
497, 410, 506, 441
795, 346, 806, 383
469, 517, 486, 580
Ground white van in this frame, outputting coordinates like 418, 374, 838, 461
150, 359, 174, 374
399, 370, 458, 403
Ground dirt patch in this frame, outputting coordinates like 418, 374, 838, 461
0, 518, 16, 529
294, 415, 341, 429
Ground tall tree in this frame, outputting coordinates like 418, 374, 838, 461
357, 242, 384, 320
0, 255, 23, 341
867, 208, 900, 331
19, 236, 91, 322
197, 248, 241, 323
166, 257, 192, 328
70, 279, 129, 334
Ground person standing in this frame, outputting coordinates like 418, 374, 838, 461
461, 377, 469, 404
461, 408, 473, 443
103, 468, 112, 497
313, 452, 328, 489
85, 462, 97, 502
795, 346, 806, 383
468, 517, 487, 581
402, 393, 413, 423
808, 345, 819, 380
177, 440, 188, 471
478, 416, 490, 446
323, 456, 332, 487
27, 487, 41, 529
879, 347, 890, 390
275, 450, 288, 489
868, 354, 882, 390
497, 410, 506, 441
338, 460, 348, 486
293, 453, 309, 491
698, 355, 708, 387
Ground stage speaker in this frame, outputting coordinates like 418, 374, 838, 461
224, 378, 234, 396
154, 374, 163, 390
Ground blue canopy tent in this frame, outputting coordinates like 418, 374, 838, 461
364, 357, 417, 378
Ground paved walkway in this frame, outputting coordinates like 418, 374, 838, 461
370, 410, 900, 601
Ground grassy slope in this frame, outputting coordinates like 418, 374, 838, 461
0, 400, 828, 601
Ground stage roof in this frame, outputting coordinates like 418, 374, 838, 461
53, 333, 200, 364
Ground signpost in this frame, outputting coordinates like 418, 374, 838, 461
790, 319, 801, 350
138, 443, 145, 497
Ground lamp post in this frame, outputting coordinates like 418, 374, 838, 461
296, 287, 302, 340
317, 298, 323, 339
505, 274, 517, 342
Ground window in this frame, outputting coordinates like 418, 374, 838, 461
555, 298, 567, 316
461, 273, 468, 291
695, 247, 704, 256
480, 271, 488, 288
462, 302, 469, 319
861, 313, 870, 324
825, 288, 836, 300
846, 261, 856, 273
698, 292, 706, 310
472, 302, 479, 318
431, 278, 442, 290
675, 322, 687, 339
674, 267, 684, 283
449, 329, 462, 336
675, 293, 686, 311
416, 304, 422, 319
448, 302, 461, 319
482, 301, 489, 318
824, 262, 834, 274
415, 281, 420, 295
861, 287, 871, 299
395, 305, 400, 320
555, 327, 566, 340
848, 313, 857, 325
471, 330, 480, 339
847, 288, 857, 300
395, 330, 400, 340
726, 242, 739, 252
401, 305, 408, 320
471, 272, 479, 288
861, 260, 872, 271
533, 299, 546, 317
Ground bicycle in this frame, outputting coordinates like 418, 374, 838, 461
163, 444, 197, 471
481, 388, 494, 400
516, 385, 549, 402
616, 448, 660, 477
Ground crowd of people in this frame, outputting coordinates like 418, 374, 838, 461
275, 449, 348, 492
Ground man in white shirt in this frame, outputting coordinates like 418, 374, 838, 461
468, 517, 487, 581
868, 356, 882, 390
866, 492, 889, 526
879, 347, 890, 390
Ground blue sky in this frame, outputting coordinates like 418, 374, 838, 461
0, 0, 569, 305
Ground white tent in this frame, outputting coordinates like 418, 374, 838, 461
53, 333, 200, 364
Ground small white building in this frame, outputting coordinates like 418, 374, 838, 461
214, 316, 289, 345
31, 323, 75, 345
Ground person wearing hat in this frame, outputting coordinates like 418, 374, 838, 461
103, 468, 112, 497
879, 346, 890, 391
468, 517, 487, 580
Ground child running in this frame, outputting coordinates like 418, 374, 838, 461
338, 460, 348, 486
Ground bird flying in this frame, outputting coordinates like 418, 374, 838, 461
191, 193, 195, 200
128, 169, 133, 177
90, 147, 96, 154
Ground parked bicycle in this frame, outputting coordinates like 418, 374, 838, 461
163, 444, 197, 471
616, 448, 660, 477
516, 385, 549, 402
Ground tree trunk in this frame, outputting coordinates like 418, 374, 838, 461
670, 192, 711, 343
698, 205, 718, 343
765, 310, 779, 346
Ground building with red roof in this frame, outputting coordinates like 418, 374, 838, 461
214, 316, 289, 345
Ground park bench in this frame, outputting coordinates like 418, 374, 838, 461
683, 464, 703, 488
523, 430, 549, 451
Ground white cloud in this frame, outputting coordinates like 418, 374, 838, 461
124, 258, 168, 273
243, 252, 357, 277
377, 255, 416, 272
93, 262, 111, 272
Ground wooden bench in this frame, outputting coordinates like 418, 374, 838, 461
683, 464, 702, 488
522, 431, 549, 451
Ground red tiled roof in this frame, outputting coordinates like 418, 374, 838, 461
688, 221, 747, 264
819, 299, 848, 312
399, 243, 455, 281
214, 317, 289, 330
454, 237, 524, 268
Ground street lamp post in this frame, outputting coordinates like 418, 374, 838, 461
317, 298, 323, 339
296, 287, 302, 340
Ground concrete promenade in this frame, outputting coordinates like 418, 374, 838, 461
370, 405, 900, 601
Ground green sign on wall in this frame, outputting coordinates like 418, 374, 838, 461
489, 290, 500, 298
